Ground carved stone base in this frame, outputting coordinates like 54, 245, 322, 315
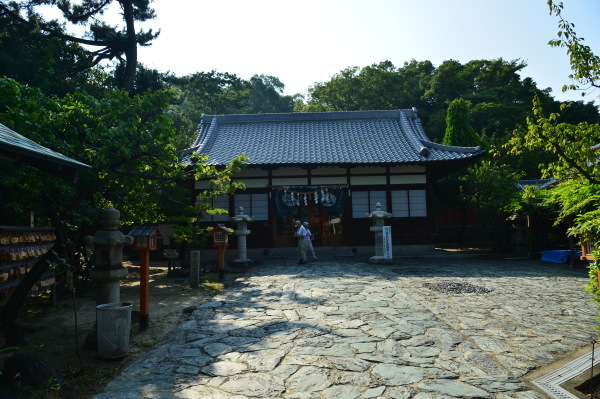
90, 268, 128, 305
368, 256, 393, 265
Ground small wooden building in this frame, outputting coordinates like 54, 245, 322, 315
0, 123, 91, 303
128, 225, 160, 251
0, 123, 91, 182
182, 109, 483, 251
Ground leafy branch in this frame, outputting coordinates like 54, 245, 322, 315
547, 0, 600, 94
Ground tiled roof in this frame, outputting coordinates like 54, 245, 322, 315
516, 178, 558, 190
128, 225, 160, 237
183, 109, 483, 166
0, 123, 91, 170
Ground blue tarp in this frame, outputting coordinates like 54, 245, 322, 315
541, 250, 571, 263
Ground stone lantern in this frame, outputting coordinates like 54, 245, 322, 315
85, 207, 133, 305
230, 206, 254, 267
365, 202, 392, 264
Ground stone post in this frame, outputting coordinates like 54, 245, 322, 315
85, 207, 133, 305
230, 207, 254, 268
189, 250, 201, 288
365, 202, 392, 265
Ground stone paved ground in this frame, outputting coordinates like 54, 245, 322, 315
94, 255, 598, 398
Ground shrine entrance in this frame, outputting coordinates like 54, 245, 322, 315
272, 186, 348, 247
274, 204, 347, 247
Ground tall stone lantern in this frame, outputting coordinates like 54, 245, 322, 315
230, 206, 254, 267
85, 207, 133, 305
365, 202, 393, 264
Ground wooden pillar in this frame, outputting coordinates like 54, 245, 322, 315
217, 246, 225, 283
139, 249, 150, 330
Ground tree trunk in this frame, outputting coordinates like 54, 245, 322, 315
120, 0, 138, 92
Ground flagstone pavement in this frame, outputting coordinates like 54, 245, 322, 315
93, 254, 598, 398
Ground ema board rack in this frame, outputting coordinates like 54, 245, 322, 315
0, 226, 56, 302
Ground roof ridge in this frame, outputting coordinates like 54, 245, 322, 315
196, 117, 219, 154
397, 111, 430, 157
408, 111, 430, 142
201, 109, 416, 124
423, 140, 482, 154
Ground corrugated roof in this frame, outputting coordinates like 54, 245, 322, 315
182, 109, 483, 166
0, 123, 91, 170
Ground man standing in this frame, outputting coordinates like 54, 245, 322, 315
303, 221, 317, 259
294, 220, 308, 264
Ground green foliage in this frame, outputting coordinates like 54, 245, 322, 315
470, 102, 524, 138
0, 0, 159, 91
505, 1, 600, 320
0, 8, 96, 96
507, 97, 600, 183
547, 1, 600, 94
166, 71, 250, 149
442, 99, 481, 147
0, 77, 181, 225
513, 184, 556, 216
422, 59, 468, 107
299, 58, 559, 142
547, 181, 600, 226
171, 153, 250, 247
0, 75, 251, 278
111, 63, 172, 95
436, 158, 522, 225
246, 75, 296, 114
584, 261, 600, 315
556, 100, 600, 124
301, 60, 430, 113
166, 71, 297, 151
434, 155, 522, 250
458, 161, 523, 224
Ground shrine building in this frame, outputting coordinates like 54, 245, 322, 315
182, 109, 483, 252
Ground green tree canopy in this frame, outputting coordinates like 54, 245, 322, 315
246, 74, 295, 114
0, 0, 159, 91
0, 77, 182, 225
442, 98, 481, 147
166, 71, 296, 151
298, 58, 565, 142
0, 77, 249, 343
0, 8, 98, 96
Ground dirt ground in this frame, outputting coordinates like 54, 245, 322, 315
0, 260, 244, 398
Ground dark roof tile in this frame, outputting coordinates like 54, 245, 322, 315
184, 110, 483, 166
0, 123, 90, 170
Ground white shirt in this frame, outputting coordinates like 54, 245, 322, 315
305, 228, 313, 242
296, 225, 308, 240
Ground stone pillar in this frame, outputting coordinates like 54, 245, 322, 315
365, 203, 392, 265
85, 207, 133, 305
230, 207, 254, 267
189, 250, 201, 288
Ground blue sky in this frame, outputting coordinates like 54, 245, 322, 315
47, 0, 600, 104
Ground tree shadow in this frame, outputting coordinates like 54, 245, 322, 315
95, 254, 594, 397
